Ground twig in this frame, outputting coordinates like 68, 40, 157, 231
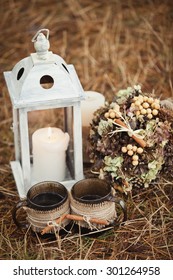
41, 214, 109, 235
41, 214, 67, 235
113, 118, 146, 148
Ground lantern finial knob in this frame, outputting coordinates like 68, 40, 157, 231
32, 29, 50, 60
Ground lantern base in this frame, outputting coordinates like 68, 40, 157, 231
10, 160, 84, 199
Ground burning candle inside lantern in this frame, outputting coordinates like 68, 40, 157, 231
32, 127, 70, 182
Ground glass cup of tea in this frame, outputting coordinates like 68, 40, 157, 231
12, 181, 70, 233
70, 178, 127, 229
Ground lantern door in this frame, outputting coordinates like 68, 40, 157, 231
10, 102, 83, 198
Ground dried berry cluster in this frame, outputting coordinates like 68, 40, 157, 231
130, 95, 160, 120
121, 144, 143, 166
88, 85, 173, 193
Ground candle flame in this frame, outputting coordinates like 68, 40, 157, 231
47, 127, 52, 139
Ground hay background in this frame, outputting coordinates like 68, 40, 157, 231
0, 0, 173, 260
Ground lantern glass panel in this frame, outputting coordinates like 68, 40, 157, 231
27, 107, 74, 185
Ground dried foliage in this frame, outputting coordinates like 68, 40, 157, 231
0, 0, 173, 260
88, 85, 173, 193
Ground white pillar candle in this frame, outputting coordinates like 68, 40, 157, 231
81, 91, 105, 163
32, 127, 70, 182
81, 91, 105, 126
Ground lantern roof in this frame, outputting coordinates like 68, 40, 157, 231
4, 29, 85, 109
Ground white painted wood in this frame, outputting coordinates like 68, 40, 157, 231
19, 109, 31, 191
10, 161, 25, 198
23, 101, 76, 112
4, 60, 85, 109
21, 65, 78, 100
12, 108, 20, 161
3, 71, 17, 108
73, 101, 84, 181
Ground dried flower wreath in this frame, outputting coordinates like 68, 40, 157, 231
88, 85, 173, 193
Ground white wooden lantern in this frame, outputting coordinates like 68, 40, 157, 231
4, 29, 85, 199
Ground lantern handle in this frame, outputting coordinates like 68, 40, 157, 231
31, 29, 50, 43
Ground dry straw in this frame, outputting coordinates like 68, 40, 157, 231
0, 0, 173, 259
